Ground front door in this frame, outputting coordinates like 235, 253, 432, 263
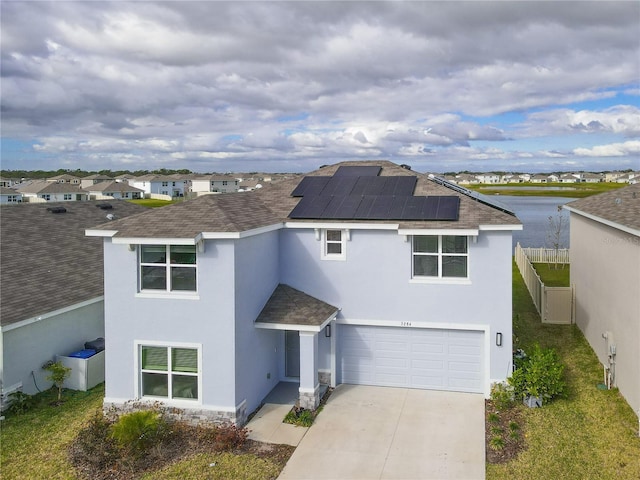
285, 330, 300, 377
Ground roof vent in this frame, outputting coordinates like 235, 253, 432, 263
47, 206, 67, 214
400, 164, 412, 170
96, 203, 113, 210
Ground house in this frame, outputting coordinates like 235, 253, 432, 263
17, 180, 89, 202
530, 174, 549, 183
238, 179, 263, 192
454, 173, 480, 185
563, 184, 640, 421
0, 200, 148, 405
86, 161, 522, 426
475, 173, 501, 184
84, 181, 144, 200
46, 173, 82, 184
580, 172, 604, 183
0, 187, 22, 204
129, 174, 189, 198
191, 175, 240, 194
80, 174, 114, 189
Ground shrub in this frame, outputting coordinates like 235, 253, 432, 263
42, 360, 72, 403
509, 344, 566, 402
212, 423, 248, 451
70, 410, 119, 473
487, 412, 500, 424
110, 410, 169, 456
283, 407, 315, 427
489, 436, 505, 451
5, 391, 35, 415
490, 382, 515, 411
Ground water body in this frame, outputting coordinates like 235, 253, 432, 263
491, 195, 577, 250
489, 186, 577, 191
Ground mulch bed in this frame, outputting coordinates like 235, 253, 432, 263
485, 399, 526, 464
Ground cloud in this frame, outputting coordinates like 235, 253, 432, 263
1, 1, 639, 172
573, 140, 640, 157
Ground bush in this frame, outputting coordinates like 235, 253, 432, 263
509, 344, 566, 402
5, 391, 35, 415
110, 410, 169, 456
490, 382, 515, 411
70, 410, 119, 473
42, 360, 72, 403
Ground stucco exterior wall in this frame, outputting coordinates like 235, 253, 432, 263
279, 228, 513, 386
233, 231, 281, 416
570, 213, 640, 416
102, 239, 238, 415
2, 300, 104, 396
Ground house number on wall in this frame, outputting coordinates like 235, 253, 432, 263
400, 321, 412, 327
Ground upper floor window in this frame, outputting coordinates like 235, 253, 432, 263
162, 181, 169, 187
140, 345, 199, 400
140, 245, 197, 292
412, 235, 468, 279
7, 195, 18, 202
64, 194, 72, 200
222, 181, 228, 186
322, 229, 346, 261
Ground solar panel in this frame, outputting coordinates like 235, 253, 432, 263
394, 176, 418, 195
428, 175, 516, 216
291, 176, 331, 197
324, 195, 362, 219
334, 166, 381, 177
289, 195, 333, 218
321, 176, 359, 196
367, 196, 394, 219
436, 196, 460, 220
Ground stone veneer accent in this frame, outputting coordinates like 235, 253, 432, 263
104, 399, 248, 427
299, 385, 320, 410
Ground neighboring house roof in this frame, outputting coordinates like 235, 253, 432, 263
82, 174, 114, 181
564, 184, 640, 234
85, 181, 144, 193
255, 284, 339, 328
17, 180, 88, 194
0, 200, 148, 327
88, 161, 521, 239
47, 174, 81, 182
0, 187, 19, 195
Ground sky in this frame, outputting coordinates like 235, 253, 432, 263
1, 1, 639, 174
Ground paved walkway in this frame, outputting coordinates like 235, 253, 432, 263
278, 384, 485, 480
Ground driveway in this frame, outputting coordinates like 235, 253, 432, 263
278, 384, 485, 480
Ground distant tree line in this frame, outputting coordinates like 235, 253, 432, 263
1, 168, 196, 179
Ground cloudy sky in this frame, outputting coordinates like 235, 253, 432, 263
2, 1, 639, 174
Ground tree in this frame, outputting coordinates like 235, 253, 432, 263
43, 361, 72, 403
546, 207, 567, 269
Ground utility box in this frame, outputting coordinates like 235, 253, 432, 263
56, 349, 105, 391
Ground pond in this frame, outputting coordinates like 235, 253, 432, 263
492, 195, 576, 250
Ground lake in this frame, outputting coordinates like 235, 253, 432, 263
491, 195, 576, 250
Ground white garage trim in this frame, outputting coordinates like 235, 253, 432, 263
338, 322, 490, 395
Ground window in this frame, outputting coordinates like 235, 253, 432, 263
41, 194, 51, 201
412, 235, 468, 279
140, 245, 197, 292
63, 194, 72, 200
162, 181, 169, 187
322, 229, 346, 260
222, 180, 228, 186
140, 345, 199, 400
7, 195, 18, 202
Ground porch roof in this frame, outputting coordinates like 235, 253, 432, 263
254, 284, 339, 332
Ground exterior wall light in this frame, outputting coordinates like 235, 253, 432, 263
496, 332, 503, 347
325, 325, 331, 337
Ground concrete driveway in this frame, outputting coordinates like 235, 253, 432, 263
278, 384, 485, 480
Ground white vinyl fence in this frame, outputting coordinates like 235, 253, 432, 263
521, 247, 570, 264
515, 243, 574, 324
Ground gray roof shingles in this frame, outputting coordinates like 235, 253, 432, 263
255, 284, 338, 327
90, 161, 520, 239
1, 200, 148, 327
565, 183, 640, 232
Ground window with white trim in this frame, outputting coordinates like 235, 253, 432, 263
140, 345, 199, 400
41, 194, 51, 200
322, 229, 346, 260
140, 245, 197, 292
412, 235, 468, 278
64, 194, 72, 200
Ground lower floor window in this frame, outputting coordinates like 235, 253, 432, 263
140, 345, 199, 400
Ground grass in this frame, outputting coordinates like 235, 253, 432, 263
468, 182, 626, 198
127, 198, 178, 208
0, 385, 104, 479
532, 262, 570, 287
487, 262, 640, 479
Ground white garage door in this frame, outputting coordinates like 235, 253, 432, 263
340, 325, 484, 393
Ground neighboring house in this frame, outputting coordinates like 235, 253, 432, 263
87, 161, 522, 426
17, 180, 89, 202
80, 174, 114, 189
129, 175, 189, 197
191, 175, 240, 194
84, 181, 144, 200
455, 173, 479, 184
564, 184, 640, 421
558, 173, 579, 183
47, 174, 82, 184
0, 177, 21, 188
0, 200, 148, 405
476, 173, 501, 184
580, 172, 604, 183
530, 174, 549, 183
0, 187, 22, 204
238, 179, 263, 192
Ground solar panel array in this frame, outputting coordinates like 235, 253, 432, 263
289, 194, 460, 220
428, 175, 516, 216
288, 166, 463, 221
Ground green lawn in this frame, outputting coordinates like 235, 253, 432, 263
487, 263, 640, 479
532, 262, 570, 287
127, 198, 178, 208
468, 182, 626, 198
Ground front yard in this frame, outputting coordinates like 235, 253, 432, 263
486, 263, 640, 479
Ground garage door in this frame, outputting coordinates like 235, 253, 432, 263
340, 325, 484, 393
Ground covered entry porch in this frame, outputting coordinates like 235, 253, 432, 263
255, 284, 338, 410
